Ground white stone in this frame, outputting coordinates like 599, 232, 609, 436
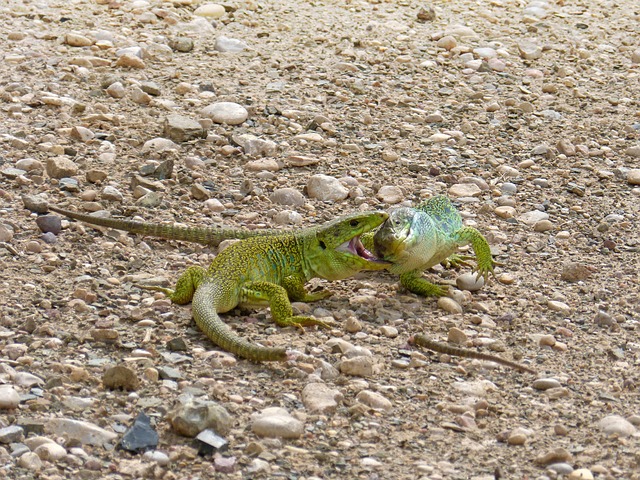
448, 183, 481, 198
0, 385, 20, 409
376, 185, 403, 204
194, 3, 225, 18
518, 210, 549, 225
46, 418, 117, 446
251, 407, 304, 439
339, 356, 374, 376
598, 415, 636, 437
17, 452, 42, 471
456, 272, 484, 292
200, 102, 248, 125
355, 390, 393, 412
307, 174, 349, 201
34, 442, 67, 461
301, 383, 343, 414
627, 169, 640, 185
214, 36, 248, 53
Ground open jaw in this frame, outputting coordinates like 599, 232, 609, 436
337, 235, 390, 264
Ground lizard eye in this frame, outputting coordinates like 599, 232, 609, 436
349, 220, 359, 227
319, 241, 327, 250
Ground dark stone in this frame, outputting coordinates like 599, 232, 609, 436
166, 337, 188, 352
118, 413, 159, 453
195, 429, 228, 456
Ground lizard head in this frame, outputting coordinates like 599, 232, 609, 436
306, 211, 391, 281
372, 207, 419, 263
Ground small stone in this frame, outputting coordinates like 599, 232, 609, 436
0, 386, 20, 409
201, 102, 248, 125
129, 86, 151, 104
195, 429, 228, 455
234, 134, 277, 158
495, 206, 516, 219
0, 224, 13, 242
437, 297, 463, 314
547, 300, 571, 315
106, 82, 126, 98
456, 273, 484, 292
168, 398, 233, 438
376, 185, 404, 204
627, 169, 640, 185
532, 378, 562, 390
36, 215, 62, 235
136, 191, 163, 208
66, 32, 94, 47
568, 469, 594, 480
0, 425, 25, 443
381, 150, 399, 162
355, 390, 393, 413
102, 186, 124, 202
557, 139, 576, 156
538, 334, 556, 347
594, 310, 615, 327
307, 174, 349, 201
339, 356, 374, 376
116, 54, 145, 69
273, 210, 303, 225
437, 35, 456, 50
86, 169, 108, 183
506, 427, 533, 445
194, 3, 225, 18
633, 49, 640, 64
70, 126, 95, 143
214, 36, 248, 53
448, 183, 481, 198
163, 115, 205, 142
251, 407, 303, 439
518, 210, 549, 225
535, 447, 572, 466
34, 442, 67, 461
214, 455, 236, 473
598, 415, 636, 437
534, 219, 553, 232
447, 327, 467, 344
118, 413, 159, 453
270, 188, 305, 207
169, 37, 194, 52
46, 157, 78, 179
301, 383, 343, 414
379, 326, 398, 338
46, 418, 117, 446
560, 262, 593, 282
518, 40, 542, 60
23, 194, 50, 214
626, 146, 640, 158
103, 365, 139, 391
17, 452, 42, 471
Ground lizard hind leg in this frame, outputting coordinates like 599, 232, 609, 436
451, 226, 495, 282
137, 265, 208, 305
243, 281, 332, 331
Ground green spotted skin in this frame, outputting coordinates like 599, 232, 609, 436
132, 211, 389, 362
362, 196, 495, 297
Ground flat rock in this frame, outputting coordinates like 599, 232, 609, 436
301, 383, 343, 414
163, 115, 205, 143
46, 418, 117, 446
598, 415, 636, 437
251, 407, 303, 439
200, 102, 248, 125
307, 174, 349, 201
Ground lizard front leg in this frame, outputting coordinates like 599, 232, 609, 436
399, 270, 449, 297
243, 281, 332, 330
282, 275, 332, 302
451, 227, 495, 282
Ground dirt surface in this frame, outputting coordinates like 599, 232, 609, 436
1, 0, 640, 478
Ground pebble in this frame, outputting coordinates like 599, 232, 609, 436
494, 206, 516, 219
116, 53, 145, 69
518, 210, 549, 225
627, 169, 640, 185
167, 398, 233, 437
0, 386, 20, 409
339, 356, 375, 376
163, 115, 205, 143
437, 297, 463, 314
532, 378, 562, 391
376, 185, 403, 204
234, 134, 277, 158
46, 157, 78, 178
534, 447, 572, 465
106, 82, 125, 97
456, 272, 484, 292
598, 415, 636, 437
46, 418, 117, 446
34, 441, 67, 461
214, 36, 248, 53
568, 469, 594, 480
436, 35, 456, 50
506, 427, 533, 445
447, 327, 468, 344
251, 407, 303, 439
66, 32, 94, 47
534, 220, 554, 232
307, 174, 349, 201
103, 365, 139, 391
547, 300, 571, 315
200, 102, 248, 125
301, 383, 343, 414
518, 40, 542, 59
0, 224, 13, 242
194, 3, 225, 18
35, 215, 63, 235
270, 188, 305, 207
0, 425, 25, 443
355, 390, 393, 413
626, 146, 640, 158
17, 451, 42, 471
448, 183, 481, 198
273, 210, 303, 225
118, 413, 159, 453
379, 326, 398, 338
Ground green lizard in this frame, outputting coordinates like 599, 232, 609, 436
364, 195, 496, 297
52, 207, 389, 361
48, 195, 495, 299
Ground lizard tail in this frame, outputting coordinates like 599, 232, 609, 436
192, 285, 288, 362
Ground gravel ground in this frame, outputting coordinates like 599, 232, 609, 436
1, 0, 640, 478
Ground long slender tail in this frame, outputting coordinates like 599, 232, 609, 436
411, 334, 536, 374
192, 284, 288, 362
47, 205, 273, 247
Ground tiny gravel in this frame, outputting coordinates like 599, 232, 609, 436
1, 0, 639, 479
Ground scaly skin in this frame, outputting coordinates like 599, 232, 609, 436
128, 211, 390, 362
410, 334, 536, 374
47, 205, 275, 247
362, 196, 496, 297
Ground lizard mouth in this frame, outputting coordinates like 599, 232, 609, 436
338, 236, 390, 264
